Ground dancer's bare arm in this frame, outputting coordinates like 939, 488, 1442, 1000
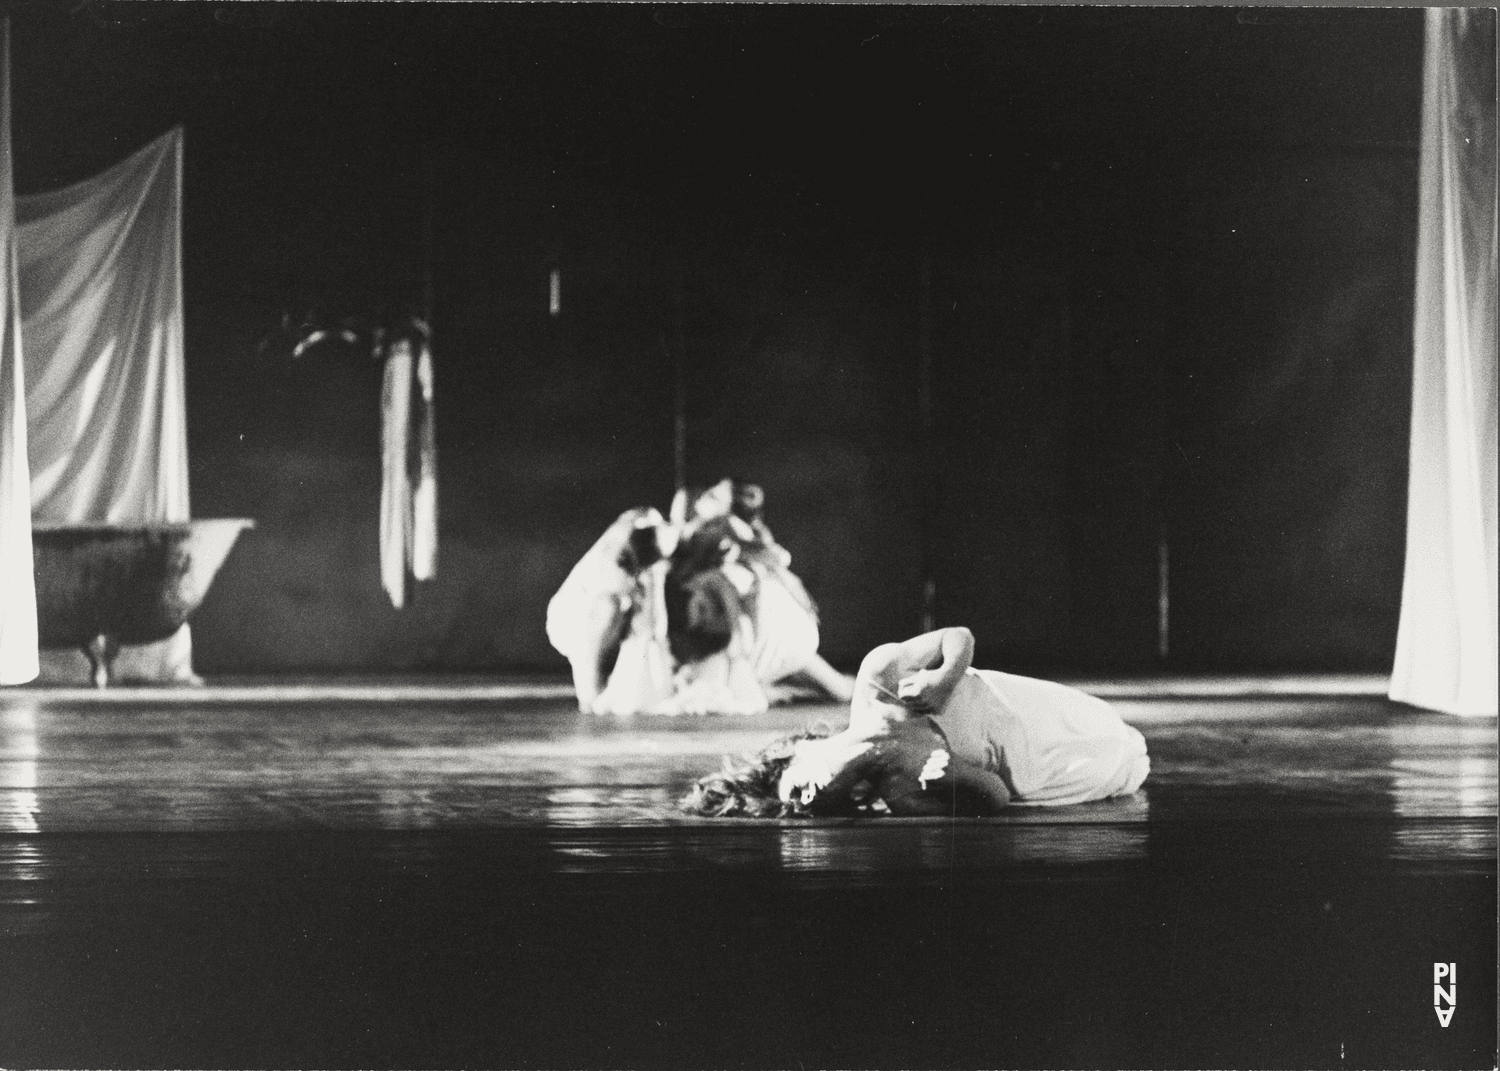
882, 627, 975, 714
569, 592, 631, 712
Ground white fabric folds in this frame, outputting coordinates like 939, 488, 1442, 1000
0, 23, 38, 685
380, 339, 414, 608
17, 128, 188, 525
1390, 9, 1498, 717
412, 342, 437, 584
379, 335, 437, 609
16, 127, 194, 682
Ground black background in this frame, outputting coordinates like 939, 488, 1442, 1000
8, 2, 1426, 675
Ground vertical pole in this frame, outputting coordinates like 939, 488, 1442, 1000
1157, 530, 1170, 660
918, 243, 936, 634
672, 262, 687, 495
422, 158, 435, 331
1155, 327, 1170, 664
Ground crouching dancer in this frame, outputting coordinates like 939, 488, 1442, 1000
681, 627, 1149, 816
546, 483, 854, 715
545, 507, 671, 714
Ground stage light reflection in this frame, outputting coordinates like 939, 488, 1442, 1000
544, 784, 682, 827
774, 820, 1152, 874
0, 703, 40, 833
1389, 721, 1499, 818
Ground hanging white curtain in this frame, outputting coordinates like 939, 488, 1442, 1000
0, 22, 38, 686
1390, 8, 1498, 717
380, 338, 414, 609
412, 339, 437, 583
379, 333, 437, 610
16, 128, 194, 681
18, 128, 188, 523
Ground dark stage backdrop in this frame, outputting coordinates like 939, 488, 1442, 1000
7, 4, 1423, 676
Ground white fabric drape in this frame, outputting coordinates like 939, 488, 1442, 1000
0, 22, 38, 685
1390, 8, 1498, 717
17, 128, 193, 682
412, 341, 437, 583
17, 128, 188, 525
379, 335, 437, 609
380, 339, 414, 608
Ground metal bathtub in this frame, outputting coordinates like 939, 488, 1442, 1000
32, 519, 254, 687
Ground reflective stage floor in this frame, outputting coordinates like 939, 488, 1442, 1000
0, 685, 1494, 1068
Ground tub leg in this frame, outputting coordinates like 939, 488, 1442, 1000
84, 634, 120, 689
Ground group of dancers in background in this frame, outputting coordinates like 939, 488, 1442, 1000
548, 481, 1150, 819
547, 479, 854, 717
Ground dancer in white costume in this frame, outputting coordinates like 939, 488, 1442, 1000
547, 482, 853, 715
545, 506, 671, 714
681, 626, 1149, 816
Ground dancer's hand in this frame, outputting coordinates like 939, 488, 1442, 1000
896, 669, 951, 713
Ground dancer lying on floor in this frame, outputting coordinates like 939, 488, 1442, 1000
546, 482, 853, 715
680, 626, 1149, 816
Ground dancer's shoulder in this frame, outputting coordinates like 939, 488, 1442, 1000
855, 642, 907, 687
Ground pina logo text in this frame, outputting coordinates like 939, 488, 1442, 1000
1433, 962, 1456, 1027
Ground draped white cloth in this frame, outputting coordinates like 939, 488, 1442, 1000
380, 339, 414, 608
18, 128, 188, 525
17, 128, 194, 681
379, 335, 437, 609
1390, 8, 1498, 717
0, 23, 38, 685
412, 341, 437, 582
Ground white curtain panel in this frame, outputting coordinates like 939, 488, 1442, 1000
380, 338, 414, 609
1390, 9, 1498, 717
17, 128, 194, 682
380, 336, 438, 610
17, 128, 188, 524
0, 22, 38, 686
411, 340, 437, 584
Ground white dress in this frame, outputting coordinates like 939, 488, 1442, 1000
548, 513, 824, 715
733, 559, 821, 686
588, 560, 821, 716
590, 560, 678, 715
545, 509, 653, 663
929, 668, 1149, 804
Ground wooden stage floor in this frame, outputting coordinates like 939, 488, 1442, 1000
0, 682, 1493, 1068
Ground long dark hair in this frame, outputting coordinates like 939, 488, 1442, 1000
663, 515, 756, 665
678, 726, 834, 818
616, 521, 664, 575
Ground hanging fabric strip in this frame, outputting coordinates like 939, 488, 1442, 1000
0, 21, 38, 685
1390, 8, 1498, 717
380, 337, 415, 608
410, 338, 437, 582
